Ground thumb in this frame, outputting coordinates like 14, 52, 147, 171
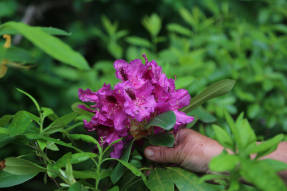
144, 146, 180, 164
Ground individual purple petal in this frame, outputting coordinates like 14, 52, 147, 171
114, 59, 129, 81
169, 89, 191, 110
110, 141, 124, 159
173, 110, 194, 126
78, 88, 98, 102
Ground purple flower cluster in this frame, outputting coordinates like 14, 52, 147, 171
78, 55, 193, 158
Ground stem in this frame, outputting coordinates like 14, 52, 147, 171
95, 152, 103, 191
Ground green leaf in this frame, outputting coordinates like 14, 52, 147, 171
189, 107, 216, 123
16, 88, 41, 113
54, 152, 72, 169
0, 22, 89, 70
4, 157, 44, 175
246, 134, 283, 158
69, 134, 102, 153
146, 168, 174, 191
167, 23, 192, 36
68, 182, 88, 191
182, 79, 235, 112
261, 159, 287, 172
0, 26, 71, 36
44, 112, 77, 134
25, 133, 80, 152
111, 141, 134, 184
142, 14, 161, 37
145, 111, 176, 130
125, 36, 151, 48
209, 152, 239, 172
0, 46, 35, 63
240, 159, 287, 191
70, 152, 97, 164
115, 159, 142, 177
0, 127, 8, 134
41, 107, 56, 119
237, 119, 257, 151
46, 141, 59, 151
148, 133, 175, 147
8, 111, 33, 136
0, 115, 13, 127
212, 125, 233, 149
167, 167, 221, 191
0, 171, 37, 188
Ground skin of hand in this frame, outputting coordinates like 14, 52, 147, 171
144, 128, 287, 183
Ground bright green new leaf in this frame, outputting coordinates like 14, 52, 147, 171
0, 26, 71, 36
0, 171, 37, 188
182, 79, 235, 112
167, 23, 192, 36
240, 160, 287, 191
246, 134, 284, 158
142, 14, 161, 37
261, 159, 287, 172
212, 125, 233, 149
237, 119, 257, 151
4, 157, 45, 175
126, 36, 152, 48
148, 133, 175, 147
0, 22, 89, 70
145, 111, 176, 130
209, 152, 239, 172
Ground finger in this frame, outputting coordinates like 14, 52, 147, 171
144, 146, 181, 164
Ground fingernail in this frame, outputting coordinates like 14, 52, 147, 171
145, 149, 154, 158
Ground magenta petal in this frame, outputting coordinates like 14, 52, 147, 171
78, 88, 98, 102
110, 141, 124, 159
173, 110, 194, 126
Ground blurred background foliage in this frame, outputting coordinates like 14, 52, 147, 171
1, 0, 287, 137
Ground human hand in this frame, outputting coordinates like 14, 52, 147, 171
144, 128, 223, 173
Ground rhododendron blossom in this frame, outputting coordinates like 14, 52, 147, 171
78, 55, 193, 158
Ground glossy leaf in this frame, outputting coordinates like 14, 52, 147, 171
145, 111, 176, 131
148, 133, 175, 147
0, 22, 89, 70
4, 157, 44, 175
182, 79, 235, 112
0, 171, 37, 188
